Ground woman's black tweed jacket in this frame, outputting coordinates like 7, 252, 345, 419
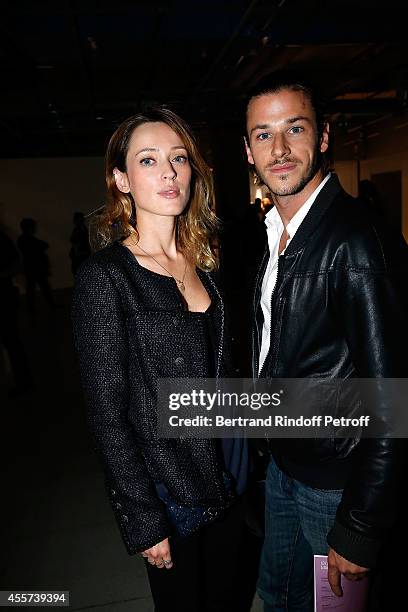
71, 241, 232, 554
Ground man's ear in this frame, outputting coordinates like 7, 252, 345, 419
320, 122, 329, 153
113, 168, 130, 193
244, 136, 254, 165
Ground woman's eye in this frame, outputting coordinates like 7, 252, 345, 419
140, 158, 154, 166
289, 126, 303, 134
173, 155, 188, 164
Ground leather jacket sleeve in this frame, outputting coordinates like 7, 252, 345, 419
72, 260, 170, 554
327, 227, 408, 567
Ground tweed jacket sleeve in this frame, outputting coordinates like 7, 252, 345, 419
72, 259, 171, 554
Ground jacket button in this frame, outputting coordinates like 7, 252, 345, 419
114, 502, 122, 510
111, 489, 117, 496
122, 514, 129, 523
174, 357, 185, 368
203, 507, 216, 521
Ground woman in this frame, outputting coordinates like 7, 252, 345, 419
72, 107, 251, 611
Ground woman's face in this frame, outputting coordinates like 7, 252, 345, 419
114, 121, 192, 219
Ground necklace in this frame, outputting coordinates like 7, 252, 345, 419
134, 241, 188, 293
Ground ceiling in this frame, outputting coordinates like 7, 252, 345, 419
1, 0, 407, 157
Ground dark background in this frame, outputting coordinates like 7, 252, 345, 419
0, 2, 407, 610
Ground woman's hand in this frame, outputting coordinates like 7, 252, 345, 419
141, 538, 173, 569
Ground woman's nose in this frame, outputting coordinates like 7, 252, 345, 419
162, 161, 176, 181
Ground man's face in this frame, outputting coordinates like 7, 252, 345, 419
245, 88, 329, 197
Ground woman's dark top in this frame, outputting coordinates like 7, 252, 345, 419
72, 241, 247, 554
192, 306, 248, 497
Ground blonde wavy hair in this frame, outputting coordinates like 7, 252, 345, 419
92, 106, 219, 271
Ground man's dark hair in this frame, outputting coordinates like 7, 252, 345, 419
73, 211, 85, 224
245, 70, 327, 141
245, 70, 331, 174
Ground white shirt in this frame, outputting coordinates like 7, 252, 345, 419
258, 173, 331, 373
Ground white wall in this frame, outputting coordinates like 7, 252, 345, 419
0, 157, 105, 289
333, 160, 359, 197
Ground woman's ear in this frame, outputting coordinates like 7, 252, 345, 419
113, 168, 130, 193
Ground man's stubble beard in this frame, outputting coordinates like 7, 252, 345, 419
256, 145, 323, 198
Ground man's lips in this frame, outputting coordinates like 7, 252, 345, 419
268, 163, 297, 174
158, 189, 180, 198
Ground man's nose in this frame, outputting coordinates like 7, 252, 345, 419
271, 133, 290, 159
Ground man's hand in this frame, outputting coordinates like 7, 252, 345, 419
141, 538, 173, 569
327, 547, 369, 597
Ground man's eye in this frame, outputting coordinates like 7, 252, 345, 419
256, 132, 270, 141
289, 126, 303, 134
140, 158, 154, 166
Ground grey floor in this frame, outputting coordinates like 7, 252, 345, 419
0, 289, 263, 612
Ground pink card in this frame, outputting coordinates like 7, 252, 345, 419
314, 555, 369, 611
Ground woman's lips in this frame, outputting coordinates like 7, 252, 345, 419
268, 164, 297, 174
158, 189, 180, 198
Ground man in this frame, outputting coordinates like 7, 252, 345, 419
244, 71, 407, 610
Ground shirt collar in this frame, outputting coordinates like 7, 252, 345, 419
264, 203, 283, 232
264, 172, 331, 237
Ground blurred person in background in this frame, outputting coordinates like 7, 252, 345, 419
0, 229, 32, 397
69, 211, 90, 275
17, 218, 57, 313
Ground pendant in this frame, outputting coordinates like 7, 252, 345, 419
178, 281, 186, 292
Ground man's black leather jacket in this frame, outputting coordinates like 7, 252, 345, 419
252, 174, 408, 568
